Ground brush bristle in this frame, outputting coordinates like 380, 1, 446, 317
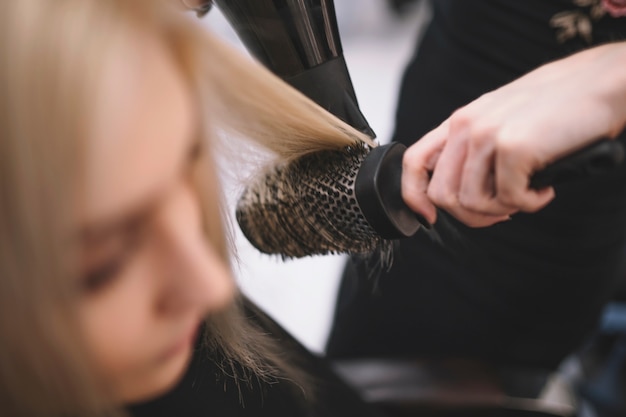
236, 142, 392, 258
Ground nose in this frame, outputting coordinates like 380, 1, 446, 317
154, 181, 235, 317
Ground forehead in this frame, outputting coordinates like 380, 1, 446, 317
81, 31, 196, 224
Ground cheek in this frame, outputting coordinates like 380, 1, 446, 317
78, 253, 166, 399
77, 181, 236, 402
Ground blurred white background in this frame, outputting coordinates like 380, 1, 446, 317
201, 0, 431, 354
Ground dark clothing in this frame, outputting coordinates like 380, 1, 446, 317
327, 0, 626, 369
128, 300, 385, 417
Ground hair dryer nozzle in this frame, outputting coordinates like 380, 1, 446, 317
213, 0, 375, 137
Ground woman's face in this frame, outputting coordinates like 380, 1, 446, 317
76, 31, 235, 403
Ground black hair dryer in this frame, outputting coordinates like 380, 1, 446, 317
211, 0, 376, 138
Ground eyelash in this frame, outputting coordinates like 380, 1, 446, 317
82, 230, 143, 293
82, 255, 129, 293
189, 141, 203, 162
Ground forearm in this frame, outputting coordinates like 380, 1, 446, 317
599, 41, 626, 137
559, 41, 626, 139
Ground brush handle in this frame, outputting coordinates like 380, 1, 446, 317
357, 139, 624, 240
530, 139, 624, 189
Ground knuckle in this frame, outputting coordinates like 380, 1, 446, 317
457, 191, 480, 211
497, 139, 525, 161
449, 110, 501, 150
448, 108, 473, 132
427, 186, 454, 209
497, 188, 531, 211
471, 124, 499, 148
496, 187, 518, 206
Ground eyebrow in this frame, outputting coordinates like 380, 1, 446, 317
78, 140, 201, 245
79, 195, 159, 246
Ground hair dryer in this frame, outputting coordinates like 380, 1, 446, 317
210, 0, 376, 138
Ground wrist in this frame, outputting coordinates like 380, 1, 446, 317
599, 42, 626, 137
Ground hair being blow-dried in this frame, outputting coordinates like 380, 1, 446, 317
0, 1, 373, 416
195, 25, 375, 160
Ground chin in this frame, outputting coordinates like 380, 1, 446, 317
119, 342, 195, 405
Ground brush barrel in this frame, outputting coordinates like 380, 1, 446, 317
235, 143, 426, 258
236, 144, 391, 257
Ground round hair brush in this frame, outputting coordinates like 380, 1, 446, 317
236, 142, 424, 258
236, 139, 624, 259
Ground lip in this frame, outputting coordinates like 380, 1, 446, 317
159, 322, 201, 362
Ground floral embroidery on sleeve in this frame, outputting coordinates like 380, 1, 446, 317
550, 0, 626, 44
603, 0, 626, 17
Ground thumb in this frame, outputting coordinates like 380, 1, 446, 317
401, 122, 448, 224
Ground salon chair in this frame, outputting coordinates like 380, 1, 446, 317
332, 358, 576, 417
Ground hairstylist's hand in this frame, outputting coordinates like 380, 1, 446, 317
402, 42, 626, 227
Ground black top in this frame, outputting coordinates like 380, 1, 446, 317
128, 300, 385, 417
327, 0, 626, 369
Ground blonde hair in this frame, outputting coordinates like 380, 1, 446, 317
0, 0, 372, 415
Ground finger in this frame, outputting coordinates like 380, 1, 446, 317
436, 207, 511, 228
426, 125, 507, 226
431, 123, 511, 225
458, 140, 518, 216
495, 151, 556, 212
401, 123, 449, 224
426, 119, 470, 212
